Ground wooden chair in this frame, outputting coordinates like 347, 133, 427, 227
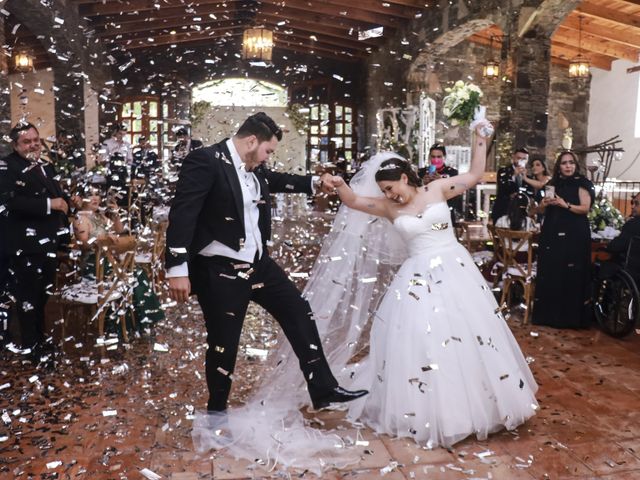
58, 237, 137, 343
458, 220, 491, 252
135, 221, 167, 293
493, 228, 537, 323
487, 224, 506, 287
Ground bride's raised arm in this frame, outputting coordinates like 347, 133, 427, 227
436, 121, 492, 200
331, 176, 391, 219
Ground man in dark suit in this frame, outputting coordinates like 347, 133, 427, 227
171, 127, 203, 167
607, 193, 640, 280
0, 122, 71, 358
165, 112, 367, 412
491, 147, 529, 224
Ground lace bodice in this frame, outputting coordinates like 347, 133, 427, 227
392, 201, 456, 256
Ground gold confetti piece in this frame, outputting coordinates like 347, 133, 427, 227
421, 364, 439, 372
217, 367, 230, 376
214, 346, 225, 353
500, 374, 509, 380
408, 291, 420, 301
431, 222, 449, 231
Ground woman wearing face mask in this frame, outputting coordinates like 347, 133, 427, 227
418, 143, 463, 224
532, 151, 595, 329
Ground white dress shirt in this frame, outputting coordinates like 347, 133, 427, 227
102, 137, 133, 163
166, 139, 263, 278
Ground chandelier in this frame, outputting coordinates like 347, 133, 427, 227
569, 16, 590, 78
14, 50, 34, 73
242, 28, 274, 62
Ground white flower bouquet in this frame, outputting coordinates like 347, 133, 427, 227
442, 80, 494, 137
442, 80, 483, 126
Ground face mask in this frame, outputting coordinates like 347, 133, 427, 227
430, 156, 444, 169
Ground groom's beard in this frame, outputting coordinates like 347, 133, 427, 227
245, 149, 261, 171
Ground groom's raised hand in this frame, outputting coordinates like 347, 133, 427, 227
168, 276, 191, 303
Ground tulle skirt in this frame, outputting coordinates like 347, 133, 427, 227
345, 241, 538, 448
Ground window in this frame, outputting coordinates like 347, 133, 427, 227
192, 78, 287, 107
119, 97, 162, 151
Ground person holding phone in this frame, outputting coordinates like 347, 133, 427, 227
522, 156, 552, 203
491, 147, 529, 224
418, 143, 462, 223
532, 151, 595, 329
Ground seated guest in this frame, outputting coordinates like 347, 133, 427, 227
418, 143, 462, 223
495, 193, 538, 255
73, 187, 164, 331
606, 193, 640, 280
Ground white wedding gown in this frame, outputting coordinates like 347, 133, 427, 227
344, 201, 538, 447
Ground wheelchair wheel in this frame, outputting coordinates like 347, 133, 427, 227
593, 268, 640, 338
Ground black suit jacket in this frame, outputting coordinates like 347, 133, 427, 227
607, 216, 640, 275
0, 151, 69, 255
492, 164, 521, 222
165, 139, 313, 270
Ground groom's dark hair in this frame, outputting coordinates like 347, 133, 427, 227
236, 112, 283, 142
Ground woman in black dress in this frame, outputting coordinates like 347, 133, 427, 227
532, 151, 595, 328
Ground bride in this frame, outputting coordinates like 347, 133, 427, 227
192, 120, 538, 471
328, 121, 538, 447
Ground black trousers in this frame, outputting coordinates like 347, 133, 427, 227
192, 254, 338, 411
10, 253, 57, 349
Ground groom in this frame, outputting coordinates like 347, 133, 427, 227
165, 112, 367, 412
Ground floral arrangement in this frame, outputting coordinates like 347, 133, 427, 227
588, 196, 624, 233
442, 81, 483, 126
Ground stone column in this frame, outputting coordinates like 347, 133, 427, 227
498, 27, 551, 157
53, 65, 86, 139
0, 16, 12, 156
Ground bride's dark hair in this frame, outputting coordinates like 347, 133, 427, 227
374, 158, 422, 187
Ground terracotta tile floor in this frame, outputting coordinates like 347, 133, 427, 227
2, 212, 640, 479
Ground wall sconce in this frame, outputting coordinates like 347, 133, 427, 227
242, 28, 274, 62
14, 51, 34, 73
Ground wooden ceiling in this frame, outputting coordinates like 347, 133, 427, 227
4, 0, 639, 74
470, 0, 640, 71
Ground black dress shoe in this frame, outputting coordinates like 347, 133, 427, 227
311, 386, 369, 410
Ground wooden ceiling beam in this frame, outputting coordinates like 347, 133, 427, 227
553, 27, 639, 62
562, 13, 640, 50
95, 13, 250, 36
288, 0, 419, 18
551, 41, 614, 70
273, 41, 361, 62
257, 0, 402, 27
113, 27, 244, 50
260, 19, 383, 49
99, 19, 245, 40
577, 3, 640, 30
273, 34, 368, 58
258, 3, 391, 32
80, 0, 242, 16
271, 30, 371, 53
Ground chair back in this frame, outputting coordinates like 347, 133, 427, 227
493, 228, 536, 279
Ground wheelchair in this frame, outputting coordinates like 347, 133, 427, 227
592, 236, 640, 338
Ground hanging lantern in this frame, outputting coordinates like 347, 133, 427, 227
14, 51, 34, 73
482, 36, 500, 79
568, 16, 590, 78
482, 60, 500, 79
242, 28, 274, 62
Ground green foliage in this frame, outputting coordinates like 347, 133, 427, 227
190, 100, 212, 127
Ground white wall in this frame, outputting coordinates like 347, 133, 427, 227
9, 70, 56, 144
588, 59, 640, 180
192, 106, 307, 173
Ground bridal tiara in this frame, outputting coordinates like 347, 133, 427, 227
377, 163, 402, 171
